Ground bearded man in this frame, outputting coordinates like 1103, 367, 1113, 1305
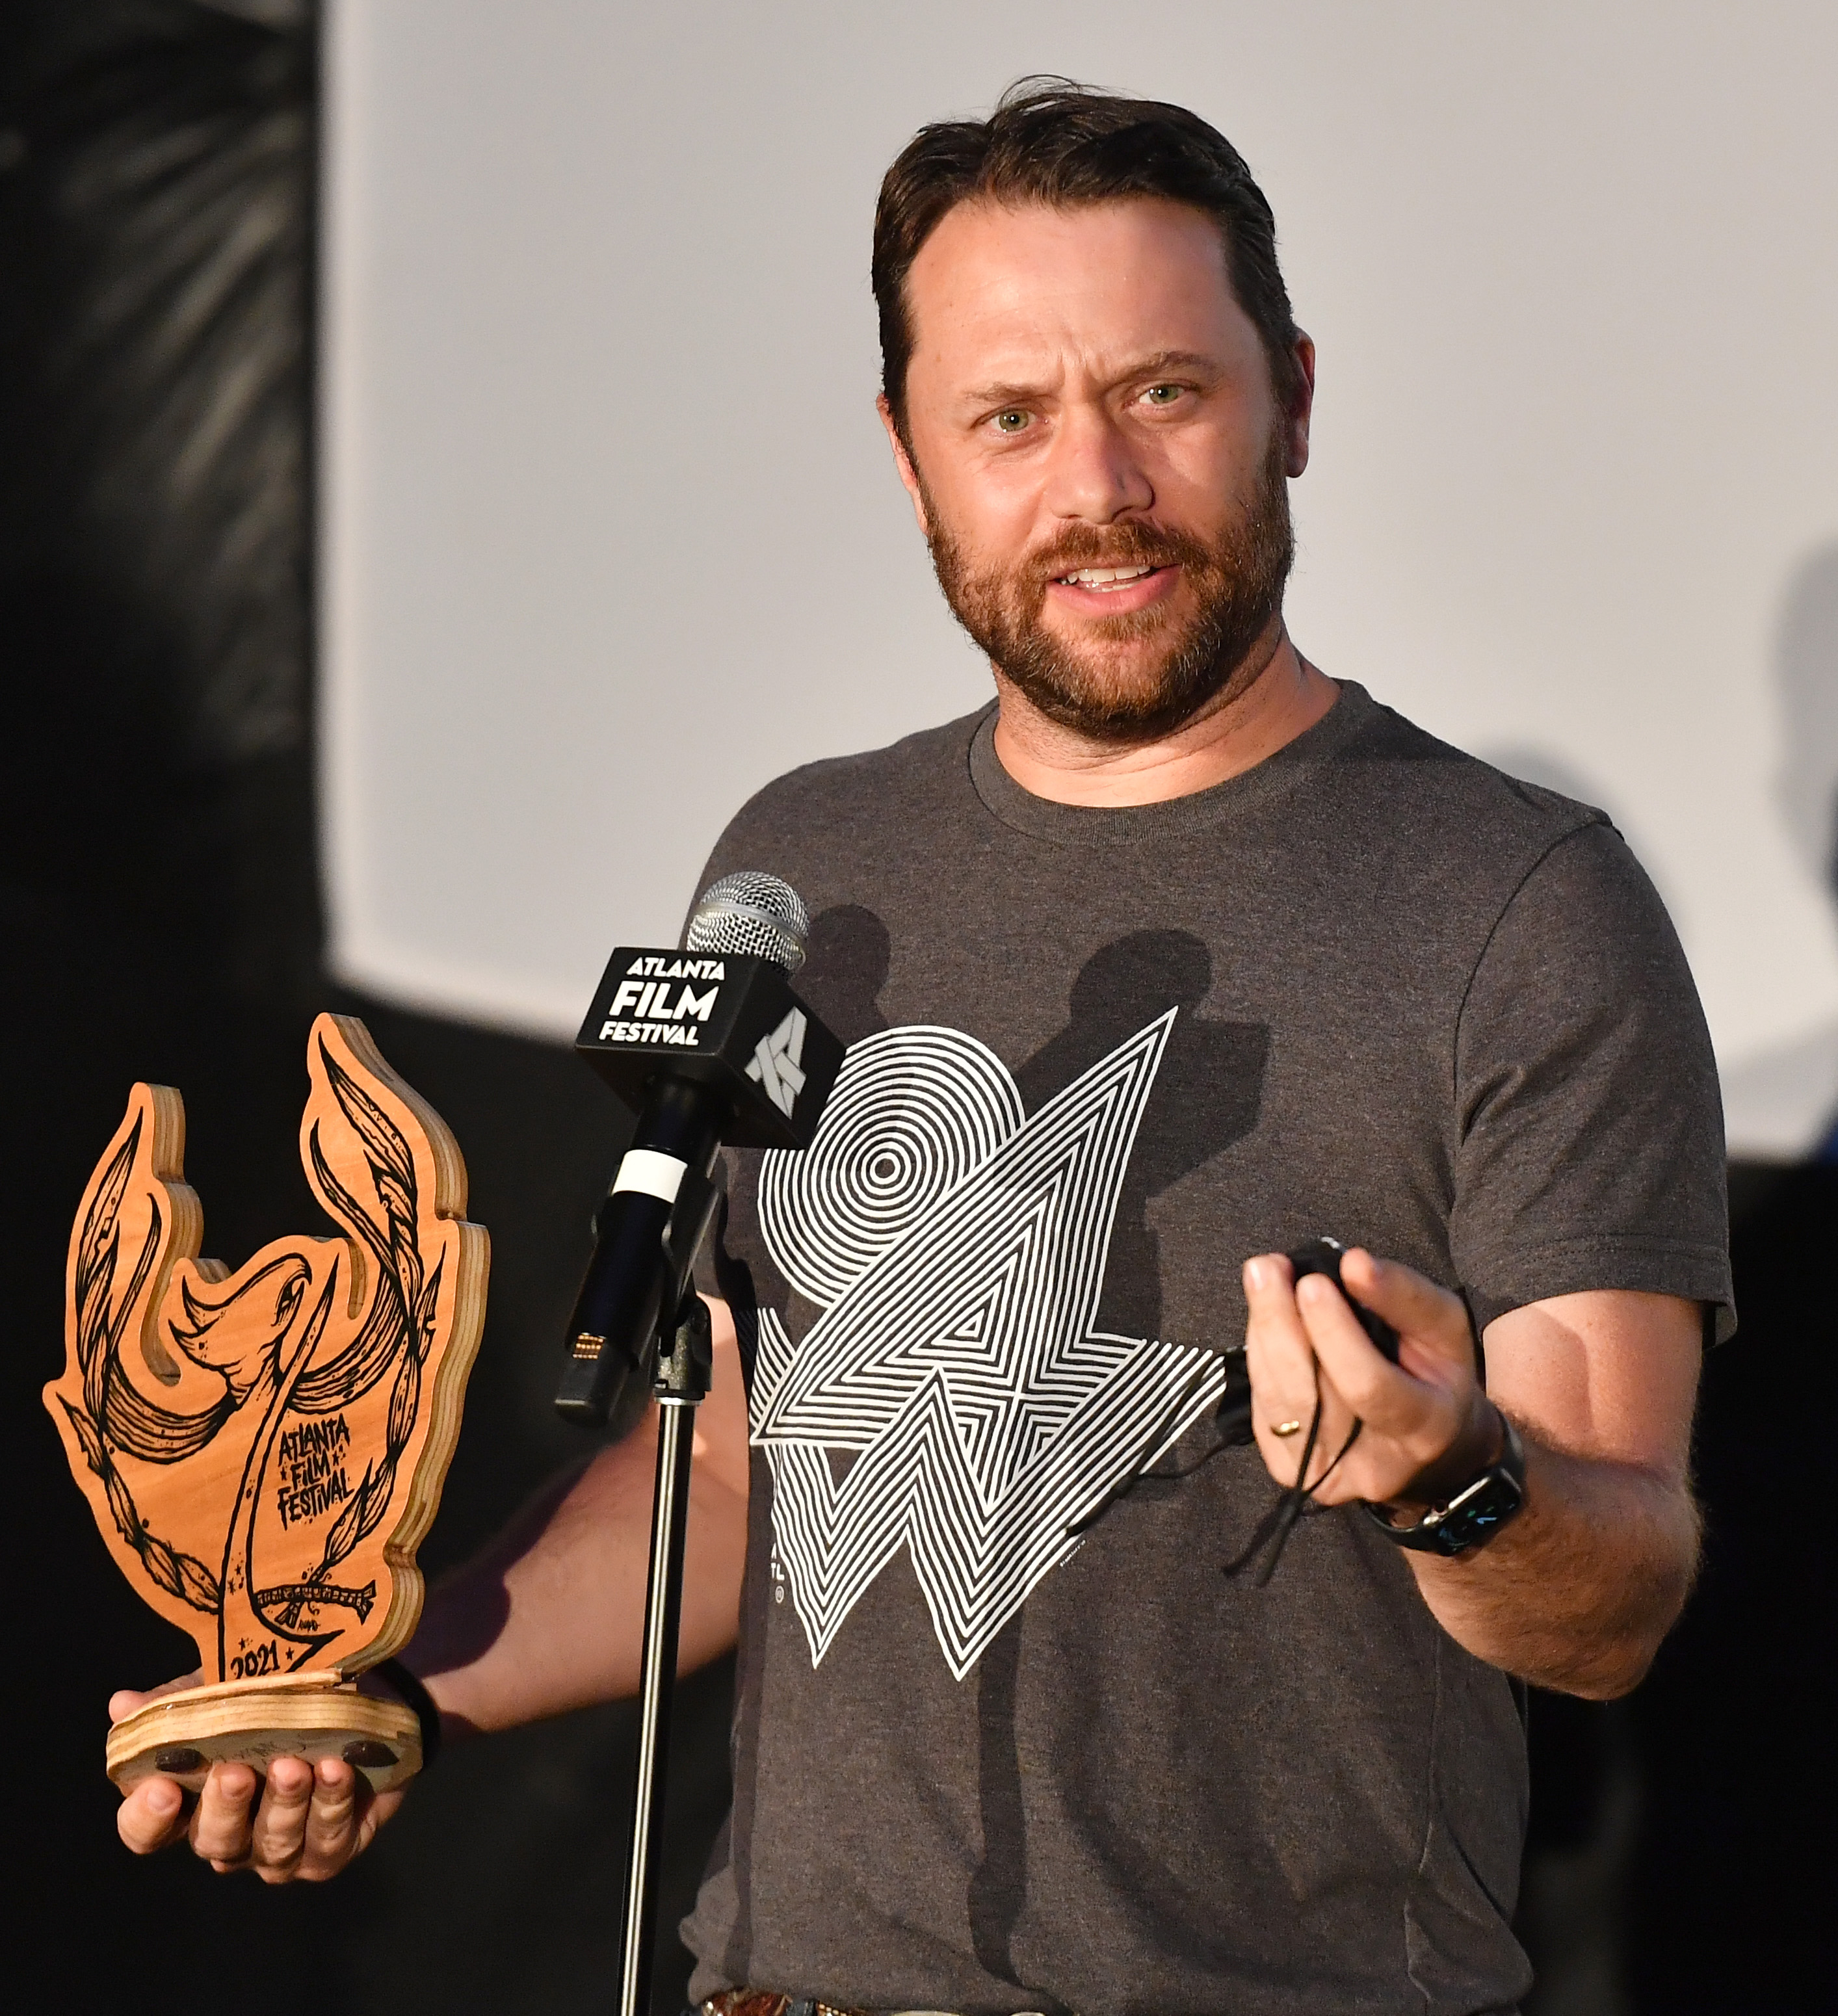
116, 82, 1729, 2016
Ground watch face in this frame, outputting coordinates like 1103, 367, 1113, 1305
1432, 1471, 1525, 1555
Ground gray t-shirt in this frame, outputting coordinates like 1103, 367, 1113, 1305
681, 682, 1730, 2016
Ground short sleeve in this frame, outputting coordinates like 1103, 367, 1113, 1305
1449, 820, 1733, 1341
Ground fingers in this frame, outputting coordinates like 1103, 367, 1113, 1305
254, 1760, 396, 1881
297, 1761, 363, 1881
1336, 1248, 1475, 1381
243, 1757, 318, 1880
122, 1753, 391, 1881
118, 1772, 190, 1855
189, 1761, 264, 1870
1291, 1270, 1421, 1430
1242, 1255, 1355, 1489
1242, 1251, 1307, 1463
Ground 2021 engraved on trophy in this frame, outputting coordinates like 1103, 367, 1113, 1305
44, 1012, 489, 1795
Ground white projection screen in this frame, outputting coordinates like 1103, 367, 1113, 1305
319, 1, 1838, 1157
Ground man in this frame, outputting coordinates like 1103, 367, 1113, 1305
117, 83, 1728, 2016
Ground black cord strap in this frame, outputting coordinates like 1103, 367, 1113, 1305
372, 1656, 442, 1769
1252, 1393, 1324, 1585
1228, 1398, 1369, 1586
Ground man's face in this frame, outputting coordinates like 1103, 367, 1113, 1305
885, 198, 1312, 741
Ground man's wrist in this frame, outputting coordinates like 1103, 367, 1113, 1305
1368, 1407, 1527, 1558
366, 1657, 443, 1767
1385, 1397, 1506, 1515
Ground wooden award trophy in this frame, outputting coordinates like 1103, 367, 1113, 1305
44, 1012, 488, 1796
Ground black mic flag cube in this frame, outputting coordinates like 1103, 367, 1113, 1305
574, 948, 845, 1151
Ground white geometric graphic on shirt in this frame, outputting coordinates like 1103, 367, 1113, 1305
750, 1015, 1225, 1680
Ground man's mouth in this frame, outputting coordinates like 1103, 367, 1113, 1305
1053, 562, 1166, 591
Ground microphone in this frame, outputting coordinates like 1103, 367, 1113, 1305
554, 872, 845, 1431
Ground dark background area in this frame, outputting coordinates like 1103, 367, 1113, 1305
1, 7, 1826, 2013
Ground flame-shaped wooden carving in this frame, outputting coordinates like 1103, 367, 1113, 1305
45, 1013, 488, 1790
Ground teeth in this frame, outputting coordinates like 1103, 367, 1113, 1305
1060, 564, 1155, 587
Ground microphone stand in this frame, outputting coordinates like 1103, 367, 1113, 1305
616, 1294, 714, 2016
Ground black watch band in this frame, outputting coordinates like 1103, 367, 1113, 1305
372, 1656, 442, 1768
1365, 1409, 1527, 1556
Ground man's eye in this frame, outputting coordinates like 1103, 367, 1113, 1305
1142, 384, 1184, 407
992, 410, 1031, 434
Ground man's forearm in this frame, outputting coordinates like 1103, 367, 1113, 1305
399, 1407, 748, 1737
1406, 1423, 1700, 1698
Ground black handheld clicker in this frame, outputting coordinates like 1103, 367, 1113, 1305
1285, 1235, 1402, 1361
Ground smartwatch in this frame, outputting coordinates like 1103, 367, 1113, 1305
1366, 1408, 1527, 1556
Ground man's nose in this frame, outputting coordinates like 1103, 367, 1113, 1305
1041, 404, 1154, 523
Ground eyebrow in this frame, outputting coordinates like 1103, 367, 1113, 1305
960, 350, 1224, 407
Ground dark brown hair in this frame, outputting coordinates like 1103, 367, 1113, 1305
873, 78, 1304, 439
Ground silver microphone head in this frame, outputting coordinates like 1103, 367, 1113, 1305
685, 871, 811, 973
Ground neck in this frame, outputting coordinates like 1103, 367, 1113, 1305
990, 623, 1338, 807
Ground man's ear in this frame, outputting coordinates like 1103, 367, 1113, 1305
876, 393, 931, 538
1284, 333, 1317, 480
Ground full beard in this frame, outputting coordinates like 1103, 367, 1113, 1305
924, 426, 1295, 743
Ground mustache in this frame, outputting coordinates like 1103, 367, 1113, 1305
1018, 520, 1213, 589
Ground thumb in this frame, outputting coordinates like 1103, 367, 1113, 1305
111, 1668, 205, 1724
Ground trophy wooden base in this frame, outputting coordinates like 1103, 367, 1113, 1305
107, 1671, 422, 1796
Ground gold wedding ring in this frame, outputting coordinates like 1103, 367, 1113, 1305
1272, 1419, 1304, 1437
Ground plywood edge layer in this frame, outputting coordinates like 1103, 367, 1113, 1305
107, 1679, 422, 1795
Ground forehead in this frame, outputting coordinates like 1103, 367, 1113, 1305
902, 197, 1252, 390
